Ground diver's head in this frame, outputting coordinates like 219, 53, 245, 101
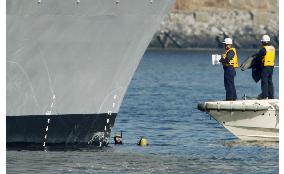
114, 134, 122, 144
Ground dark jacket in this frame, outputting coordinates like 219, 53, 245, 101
251, 47, 267, 82
240, 47, 266, 82
251, 56, 262, 82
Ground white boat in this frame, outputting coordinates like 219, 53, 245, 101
198, 99, 279, 141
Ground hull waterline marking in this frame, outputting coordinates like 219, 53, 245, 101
43, 94, 56, 150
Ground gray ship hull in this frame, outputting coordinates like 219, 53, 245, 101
7, 113, 116, 148
7, 0, 174, 147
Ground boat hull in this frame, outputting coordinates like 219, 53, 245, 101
223, 125, 278, 141
198, 99, 279, 141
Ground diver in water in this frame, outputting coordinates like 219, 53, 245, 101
114, 132, 123, 145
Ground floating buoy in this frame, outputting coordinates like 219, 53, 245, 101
137, 136, 148, 146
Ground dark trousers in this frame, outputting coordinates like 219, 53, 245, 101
261, 66, 274, 99
224, 67, 237, 101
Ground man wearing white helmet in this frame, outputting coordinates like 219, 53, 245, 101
219, 37, 239, 101
253, 34, 275, 99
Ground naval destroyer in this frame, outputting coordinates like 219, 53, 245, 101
7, 0, 174, 147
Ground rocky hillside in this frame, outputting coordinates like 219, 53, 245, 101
149, 0, 279, 49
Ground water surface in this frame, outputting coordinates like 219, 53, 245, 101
7, 50, 279, 174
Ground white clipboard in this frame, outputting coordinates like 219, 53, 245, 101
212, 54, 222, 65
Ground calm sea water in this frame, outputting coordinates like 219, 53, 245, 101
7, 50, 279, 174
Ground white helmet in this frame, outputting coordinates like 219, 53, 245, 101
261, 35, 270, 42
222, 38, 233, 45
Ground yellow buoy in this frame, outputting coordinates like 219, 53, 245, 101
138, 136, 148, 146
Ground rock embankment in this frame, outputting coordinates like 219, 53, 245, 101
149, 0, 279, 49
